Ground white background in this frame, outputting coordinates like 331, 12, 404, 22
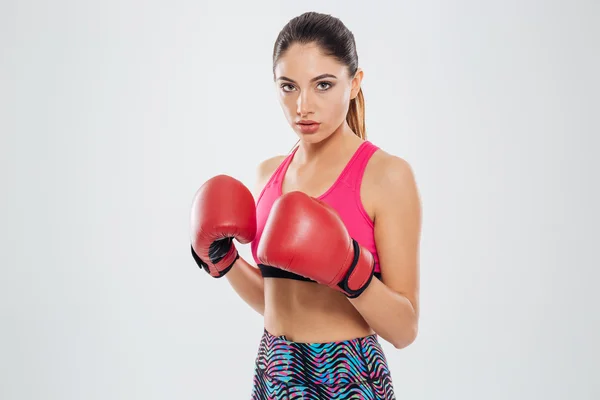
2, 0, 599, 399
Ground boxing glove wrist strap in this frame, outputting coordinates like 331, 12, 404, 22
191, 245, 239, 278
337, 239, 375, 298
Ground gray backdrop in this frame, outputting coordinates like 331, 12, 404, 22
2, 0, 598, 399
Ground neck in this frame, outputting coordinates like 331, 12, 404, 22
295, 122, 359, 164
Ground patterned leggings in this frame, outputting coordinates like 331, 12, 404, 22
251, 329, 395, 399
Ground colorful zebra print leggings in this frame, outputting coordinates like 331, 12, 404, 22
251, 329, 395, 399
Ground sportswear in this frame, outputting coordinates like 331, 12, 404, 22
251, 329, 395, 399
251, 141, 381, 282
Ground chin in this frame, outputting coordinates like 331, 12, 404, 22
298, 134, 324, 144
294, 128, 331, 144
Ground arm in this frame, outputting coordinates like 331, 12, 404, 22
225, 257, 265, 315
349, 156, 421, 349
224, 155, 286, 316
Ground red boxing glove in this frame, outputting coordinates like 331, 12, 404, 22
257, 191, 375, 298
190, 175, 256, 277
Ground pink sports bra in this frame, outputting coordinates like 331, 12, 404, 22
251, 140, 382, 281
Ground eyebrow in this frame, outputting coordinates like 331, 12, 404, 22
276, 73, 338, 84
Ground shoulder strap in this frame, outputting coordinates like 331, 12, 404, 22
271, 146, 297, 185
255, 147, 298, 203
345, 141, 379, 191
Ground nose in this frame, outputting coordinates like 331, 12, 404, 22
296, 90, 314, 117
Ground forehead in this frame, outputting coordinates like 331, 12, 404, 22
274, 43, 347, 80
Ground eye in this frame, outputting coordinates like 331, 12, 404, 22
280, 84, 296, 92
317, 81, 333, 91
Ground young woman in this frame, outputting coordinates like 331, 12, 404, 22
191, 12, 421, 399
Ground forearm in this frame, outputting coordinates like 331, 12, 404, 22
225, 257, 265, 315
349, 278, 418, 349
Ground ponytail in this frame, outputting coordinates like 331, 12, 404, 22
346, 87, 366, 139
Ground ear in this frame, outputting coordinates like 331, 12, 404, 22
350, 68, 364, 100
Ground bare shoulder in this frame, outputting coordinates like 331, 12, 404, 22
363, 149, 420, 216
254, 155, 287, 197
257, 154, 287, 177
365, 149, 416, 188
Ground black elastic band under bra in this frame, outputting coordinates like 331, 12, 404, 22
258, 264, 382, 282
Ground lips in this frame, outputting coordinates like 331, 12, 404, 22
296, 121, 320, 134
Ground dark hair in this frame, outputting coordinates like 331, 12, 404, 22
272, 12, 366, 139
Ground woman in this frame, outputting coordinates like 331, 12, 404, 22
191, 12, 421, 399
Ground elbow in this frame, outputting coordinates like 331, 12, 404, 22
390, 323, 418, 349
